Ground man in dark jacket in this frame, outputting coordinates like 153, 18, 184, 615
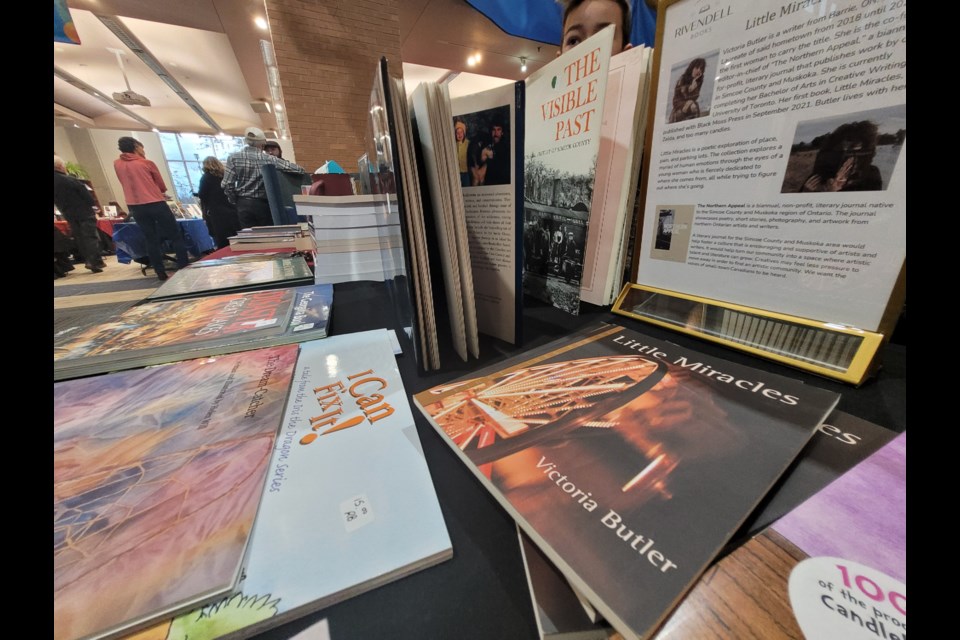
54, 155, 105, 273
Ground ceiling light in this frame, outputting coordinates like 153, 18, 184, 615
520, 57, 527, 73
474, 53, 482, 63
274, 103, 284, 112
467, 55, 476, 67
255, 17, 268, 30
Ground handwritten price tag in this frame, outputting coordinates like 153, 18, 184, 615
340, 494, 374, 532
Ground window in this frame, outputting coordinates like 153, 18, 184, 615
158, 132, 245, 203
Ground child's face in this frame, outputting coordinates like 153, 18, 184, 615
561, 0, 627, 55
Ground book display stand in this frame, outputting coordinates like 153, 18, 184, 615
612, 283, 888, 385
620, 0, 906, 386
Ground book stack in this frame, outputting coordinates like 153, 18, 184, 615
293, 193, 407, 285
413, 322, 845, 640
228, 223, 317, 252
54, 330, 454, 640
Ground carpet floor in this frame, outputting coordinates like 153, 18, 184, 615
53, 255, 162, 335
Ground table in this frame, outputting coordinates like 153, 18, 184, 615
112, 218, 215, 266
54, 217, 121, 238
249, 283, 905, 640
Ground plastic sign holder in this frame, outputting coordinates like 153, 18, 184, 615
611, 283, 885, 385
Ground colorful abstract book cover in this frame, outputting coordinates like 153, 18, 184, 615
126, 330, 453, 640
54, 346, 299, 640
654, 432, 905, 640
147, 255, 313, 301
522, 26, 613, 315
53, 284, 332, 380
414, 323, 839, 640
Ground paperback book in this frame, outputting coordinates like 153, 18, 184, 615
655, 431, 906, 639
54, 284, 333, 381
522, 408, 897, 629
413, 323, 839, 640
145, 254, 314, 302
54, 346, 299, 640
126, 330, 454, 640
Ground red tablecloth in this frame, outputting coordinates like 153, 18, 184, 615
54, 218, 122, 237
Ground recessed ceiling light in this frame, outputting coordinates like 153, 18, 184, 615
467, 55, 476, 67
254, 16, 268, 30
274, 103, 284, 112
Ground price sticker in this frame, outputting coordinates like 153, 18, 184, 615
340, 494, 374, 532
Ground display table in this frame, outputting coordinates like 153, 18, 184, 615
112, 218, 215, 266
246, 282, 905, 640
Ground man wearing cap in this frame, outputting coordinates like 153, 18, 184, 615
113, 136, 189, 280
263, 140, 283, 159
222, 127, 307, 228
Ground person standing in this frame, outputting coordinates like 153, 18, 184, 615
54, 155, 106, 273
454, 119, 470, 187
263, 140, 283, 158
113, 136, 189, 281
197, 156, 241, 249
485, 119, 511, 186
222, 127, 307, 228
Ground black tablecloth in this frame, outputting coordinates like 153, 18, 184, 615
253, 281, 905, 640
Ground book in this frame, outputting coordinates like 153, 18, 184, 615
372, 58, 441, 372
413, 322, 839, 640
145, 254, 314, 302
53, 284, 333, 381
54, 346, 300, 640
579, 45, 653, 307
520, 27, 614, 315
733, 408, 897, 543
522, 408, 897, 628
399, 27, 617, 361
127, 330, 454, 640
654, 431, 906, 639
518, 527, 613, 640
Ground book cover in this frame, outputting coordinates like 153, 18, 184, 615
654, 432, 906, 640
522, 26, 614, 315
54, 346, 299, 640
128, 330, 454, 640
146, 254, 314, 302
54, 284, 333, 381
734, 409, 897, 542
414, 323, 839, 640
522, 408, 897, 630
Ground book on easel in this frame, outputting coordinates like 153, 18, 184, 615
55, 346, 299, 640
124, 330, 453, 640
617, 0, 907, 384
413, 322, 839, 640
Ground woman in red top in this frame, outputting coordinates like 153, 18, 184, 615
113, 136, 189, 280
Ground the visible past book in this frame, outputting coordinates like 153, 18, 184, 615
414, 323, 839, 640
54, 346, 299, 640
655, 431, 906, 639
146, 254, 314, 302
129, 330, 454, 640
54, 284, 333, 381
